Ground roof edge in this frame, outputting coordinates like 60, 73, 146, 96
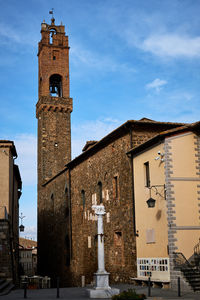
67, 119, 186, 169
127, 121, 200, 156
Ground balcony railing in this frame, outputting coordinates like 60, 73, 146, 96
0, 206, 8, 220
173, 251, 191, 269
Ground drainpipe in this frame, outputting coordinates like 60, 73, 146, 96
129, 128, 137, 236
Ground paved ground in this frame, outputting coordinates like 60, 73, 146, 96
1, 284, 200, 299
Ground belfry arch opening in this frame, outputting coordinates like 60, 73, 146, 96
49, 74, 62, 97
49, 28, 56, 44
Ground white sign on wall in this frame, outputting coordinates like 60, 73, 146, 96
137, 257, 170, 281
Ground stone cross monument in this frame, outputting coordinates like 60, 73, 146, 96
87, 205, 120, 298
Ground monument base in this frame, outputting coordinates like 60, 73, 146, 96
94, 271, 110, 288
87, 272, 120, 298
87, 287, 120, 299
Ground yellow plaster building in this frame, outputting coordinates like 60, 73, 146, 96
128, 121, 200, 291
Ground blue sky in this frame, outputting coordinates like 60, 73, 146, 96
1, 0, 200, 240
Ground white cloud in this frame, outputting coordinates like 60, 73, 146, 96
0, 22, 37, 48
19, 226, 37, 241
12, 134, 37, 186
146, 78, 167, 93
70, 41, 136, 75
0, 25, 21, 43
141, 34, 200, 58
72, 118, 122, 158
5, 119, 123, 185
140, 89, 199, 123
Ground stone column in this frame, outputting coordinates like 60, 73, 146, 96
95, 205, 106, 273
92, 205, 109, 289
87, 205, 120, 298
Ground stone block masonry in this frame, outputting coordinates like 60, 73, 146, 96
0, 220, 12, 279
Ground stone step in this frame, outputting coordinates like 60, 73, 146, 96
184, 274, 200, 278
184, 276, 200, 280
0, 279, 5, 286
185, 276, 200, 281
190, 282, 200, 286
183, 271, 200, 276
0, 279, 14, 296
0, 279, 10, 293
184, 270, 200, 274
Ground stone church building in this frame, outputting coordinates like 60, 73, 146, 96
36, 17, 184, 286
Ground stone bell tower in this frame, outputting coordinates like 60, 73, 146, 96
36, 17, 73, 281
36, 17, 73, 183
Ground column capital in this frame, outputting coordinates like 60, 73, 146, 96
92, 205, 106, 216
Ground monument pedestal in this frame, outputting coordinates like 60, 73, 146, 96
87, 272, 120, 298
87, 287, 120, 299
94, 272, 110, 288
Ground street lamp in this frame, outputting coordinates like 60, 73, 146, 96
19, 212, 25, 232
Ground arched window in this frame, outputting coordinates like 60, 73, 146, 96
50, 192, 54, 217
49, 28, 56, 44
64, 185, 68, 195
98, 181, 103, 203
49, 74, 62, 97
50, 193, 54, 201
81, 190, 85, 209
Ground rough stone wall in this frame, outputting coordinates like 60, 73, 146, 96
37, 171, 72, 287
37, 120, 183, 286
69, 125, 171, 286
37, 104, 72, 285
0, 220, 12, 279
70, 133, 134, 286
37, 22, 73, 281
37, 105, 72, 181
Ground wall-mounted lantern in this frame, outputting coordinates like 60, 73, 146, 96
146, 185, 166, 208
19, 212, 25, 232
146, 197, 156, 208
19, 224, 25, 232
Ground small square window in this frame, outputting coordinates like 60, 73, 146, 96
98, 182, 103, 203
113, 175, 119, 200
